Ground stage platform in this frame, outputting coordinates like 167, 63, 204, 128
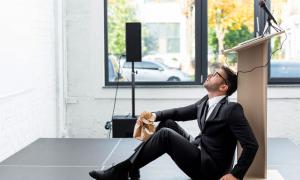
0, 138, 299, 180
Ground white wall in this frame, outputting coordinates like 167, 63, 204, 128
0, 0, 58, 162
64, 0, 300, 144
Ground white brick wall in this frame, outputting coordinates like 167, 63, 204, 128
0, 0, 57, 162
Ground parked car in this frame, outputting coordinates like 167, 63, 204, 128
270, 61, 300, 78
121, 59, 191, 82
108, 55, 125, 82
143, 54, 182, 70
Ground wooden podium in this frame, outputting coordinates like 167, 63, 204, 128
223, 31, 284, 179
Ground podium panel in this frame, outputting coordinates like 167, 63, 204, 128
237, 42, 268, 178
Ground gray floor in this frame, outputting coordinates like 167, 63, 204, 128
0, 138, 299, 180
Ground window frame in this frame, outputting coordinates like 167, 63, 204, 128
104, 0, 207, 86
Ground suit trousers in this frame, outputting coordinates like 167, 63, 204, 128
128, 119, 202, 179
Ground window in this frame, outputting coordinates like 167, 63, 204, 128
105, 0, 299, 86
269, 0, 300, 83
144, 23, 180, 53
105, 0, 201, 85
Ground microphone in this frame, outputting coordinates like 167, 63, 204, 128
259, 0, 278, 25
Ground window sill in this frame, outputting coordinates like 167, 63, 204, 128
102, 84, 203, 89
98, 84, 300, 100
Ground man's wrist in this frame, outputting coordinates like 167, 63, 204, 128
152, 113, 156, 121
230, 169, 239, 180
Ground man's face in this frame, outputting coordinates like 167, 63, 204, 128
204, 68, 228, 93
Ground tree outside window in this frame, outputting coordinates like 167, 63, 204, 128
208, 0, 254, 73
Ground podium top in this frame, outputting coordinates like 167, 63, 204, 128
223, 30, 285, 54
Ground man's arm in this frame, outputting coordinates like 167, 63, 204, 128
227, 103, 259, 179
154, 99, 202, 122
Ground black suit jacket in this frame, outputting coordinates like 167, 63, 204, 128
155, 95, 259, 179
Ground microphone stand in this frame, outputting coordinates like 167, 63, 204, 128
131, 61, 136, 118
262, 14, 281, 37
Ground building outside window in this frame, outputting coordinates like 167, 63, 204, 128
270, 0, 300, 82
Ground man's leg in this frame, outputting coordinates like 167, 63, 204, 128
128, 119, 193, 179
156, 119, 194, 141
129, 127, 201, 179
89, 120, 200, 180
128, 119, 194, 179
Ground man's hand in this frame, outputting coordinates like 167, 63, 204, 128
220, 173, 237, 180
136, 117, 144, 126
137, 111, 156, 126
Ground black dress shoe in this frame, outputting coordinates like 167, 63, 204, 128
89, 166, 128, 180
129, 169, 140, 180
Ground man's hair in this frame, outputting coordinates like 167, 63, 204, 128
221, 65, 237, 96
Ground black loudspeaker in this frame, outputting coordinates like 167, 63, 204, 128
112, 115, 137, 138
126, 22, 141, 62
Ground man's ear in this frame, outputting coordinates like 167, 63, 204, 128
219, 84, 228, 93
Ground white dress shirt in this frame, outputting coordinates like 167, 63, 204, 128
206, 95, 227, 120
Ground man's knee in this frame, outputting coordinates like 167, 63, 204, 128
156, 127, 176, 138
157, 119, 177, 131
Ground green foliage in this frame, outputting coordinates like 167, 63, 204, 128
272, 36, 281, 58
108, 0, 137, 55
208, 24, 252, 64
224, 25, 253, 49
208, 27, 218, 54
208, 27, 218, 62
224, 25, 252, 64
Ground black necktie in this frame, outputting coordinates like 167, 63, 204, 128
200, 103, 209, 130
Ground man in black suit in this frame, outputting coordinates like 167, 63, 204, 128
89, 66, 259, 180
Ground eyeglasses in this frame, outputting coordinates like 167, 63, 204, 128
212, 71, 228, 85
